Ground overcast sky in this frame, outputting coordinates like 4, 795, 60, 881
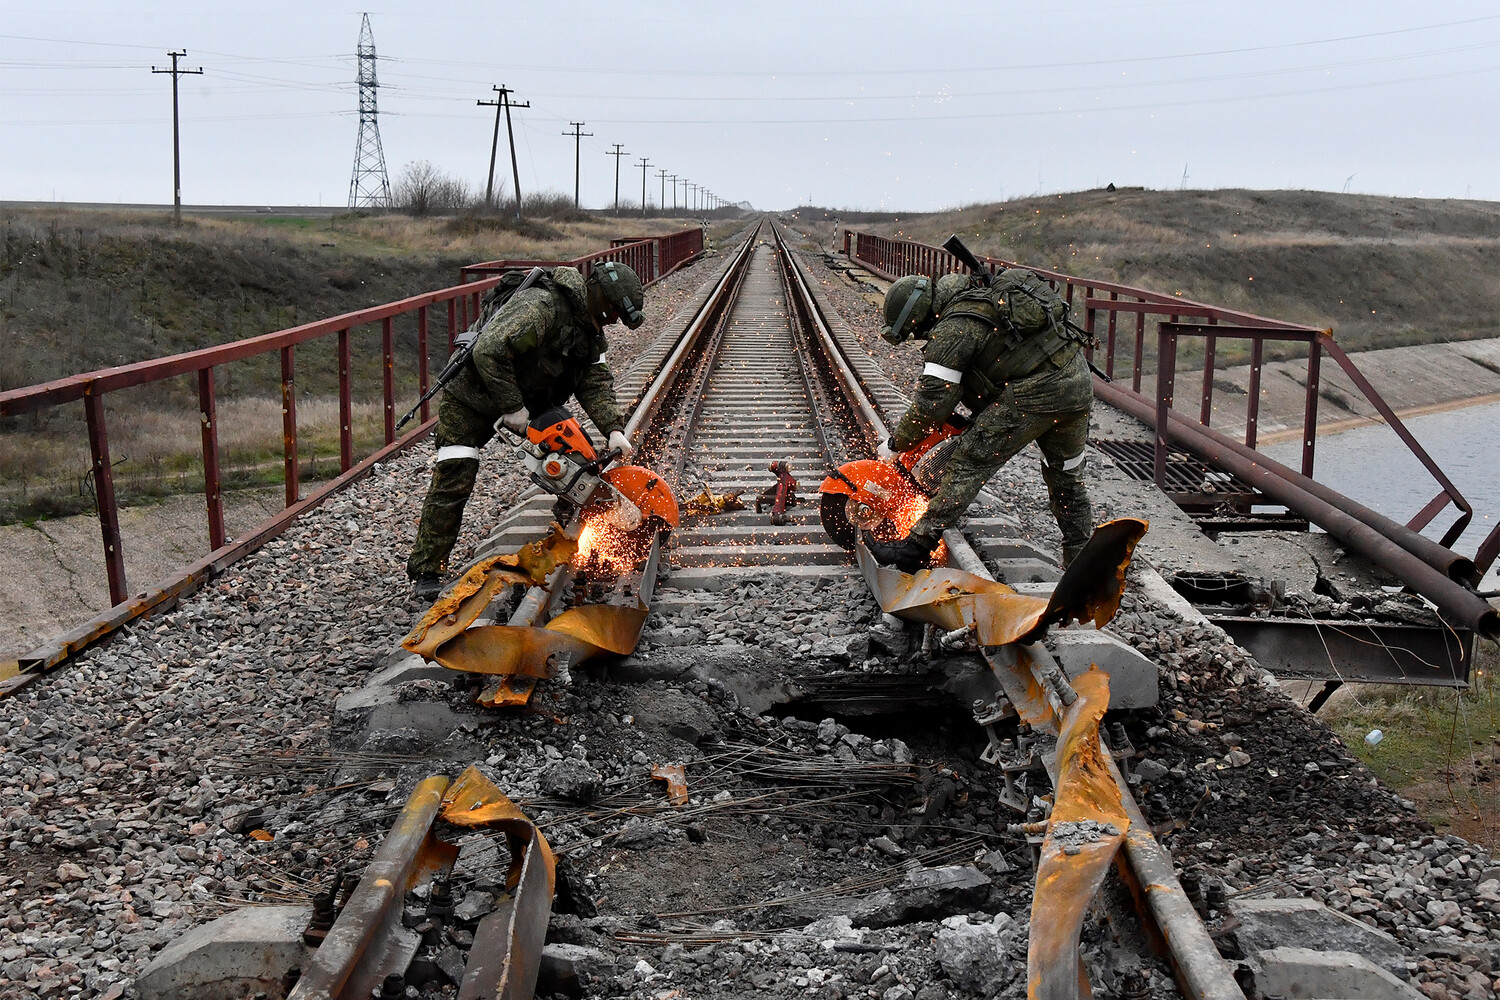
4, 1, 1499, 211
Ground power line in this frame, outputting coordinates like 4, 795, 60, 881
657, 167, 668, 215
562, 121, 592, 209
150, 49, 202, 225
606, 143, 629, 215
478, 85, 529, 218
637, 156, 651, 217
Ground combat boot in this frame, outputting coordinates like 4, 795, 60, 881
411, 573, 443, 601
864, 532, 940, 574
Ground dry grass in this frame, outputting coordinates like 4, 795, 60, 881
0, 396, 390, 522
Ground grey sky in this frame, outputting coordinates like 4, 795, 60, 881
4, 1, 1498, 211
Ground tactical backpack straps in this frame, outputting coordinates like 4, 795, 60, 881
474, 266, 551, 332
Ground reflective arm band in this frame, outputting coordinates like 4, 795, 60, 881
1059, 451, 1086, 472
435, 445, 482, 463
594, 351, 609, 366
923, 362, 964, 384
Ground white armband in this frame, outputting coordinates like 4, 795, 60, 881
923, 362, 964, 384
435, 445, 482, 463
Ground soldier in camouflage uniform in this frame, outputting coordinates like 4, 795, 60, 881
406, 262, 645, 598
865, 269, 1094, 573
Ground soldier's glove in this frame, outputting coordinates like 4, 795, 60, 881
876, 436, 897, 461
496, 407, 530, 436
608, 430, 634, 461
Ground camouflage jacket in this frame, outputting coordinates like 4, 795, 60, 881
443, 266, 625, 435
891, 312, 1093, 451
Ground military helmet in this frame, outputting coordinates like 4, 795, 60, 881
881, 275, 933, 344
588, 260, 645, 329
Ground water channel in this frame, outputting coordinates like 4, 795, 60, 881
1262, 400, 1500, 593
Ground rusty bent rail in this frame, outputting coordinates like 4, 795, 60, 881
844, 229, 1500, 643
781, 221, 1242, 1000
0, 227, 706, 688
288, 766, 555, 1000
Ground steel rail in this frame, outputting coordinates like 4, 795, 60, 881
777, 221, 1241, 999
624, 222, 763, 444
1096, 379, 1499, 640
289, 775, 453, 1000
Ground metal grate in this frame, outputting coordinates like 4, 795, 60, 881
1091, 438, 1250, 496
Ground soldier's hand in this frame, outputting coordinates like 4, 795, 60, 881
497, 407, 530, 435
876, 436, 897, 461
608, 430, 634, 461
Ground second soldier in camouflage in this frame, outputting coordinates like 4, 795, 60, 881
867, 268, 1095, 572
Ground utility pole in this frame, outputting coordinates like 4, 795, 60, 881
151, 50, 203, 225
657, 168, 668, 214
562, 121, 593, 209
607, 143, 629, 214
637, 157, 651, 217
668, 173, 678, 211
479, 86, 529, 217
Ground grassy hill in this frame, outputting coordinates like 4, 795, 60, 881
0, 206, 708, 521
816, 188, 1500, 354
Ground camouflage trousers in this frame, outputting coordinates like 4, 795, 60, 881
910, 395, 1093, 565
405, 395, 499, 578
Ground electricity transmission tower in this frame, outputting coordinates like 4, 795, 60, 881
637, 157, 651, 217
347, 14, 390, 209
150, 50, 202, 225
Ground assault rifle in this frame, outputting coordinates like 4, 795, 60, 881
395, 266, 545, 430
939, 234, 1111, 382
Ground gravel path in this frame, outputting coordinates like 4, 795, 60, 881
3, 232, 1498, 1000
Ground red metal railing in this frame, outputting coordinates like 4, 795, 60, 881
844, 229, 1477, 550
461, 227, 704, 301
0, 228, 705, 679
0, 279, 498, 615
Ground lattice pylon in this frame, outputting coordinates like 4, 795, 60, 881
347, 13, 390, 210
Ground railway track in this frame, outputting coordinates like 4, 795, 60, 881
191, 219, 1246, 1000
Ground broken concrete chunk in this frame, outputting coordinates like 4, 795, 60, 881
135, 905, 310, 1000
935, 914, 1024, 995
1254, 946, 1423, 1000
1226, 897, 1410, 980
540, 760, 601, 804
850, 864, 992, 928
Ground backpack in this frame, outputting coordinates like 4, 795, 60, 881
991, 268, 1069, 338
473, 266, 554, 333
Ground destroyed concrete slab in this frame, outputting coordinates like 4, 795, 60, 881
847, 864, 992, 928
136, 904, 310, 1000
1254, 946, 1424, 1000
331, 681, 481, 752
1226, 897, 1410, 979
538, 942, 617, 996
366, 652, 454, 688
1048, 630, 1159, 709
